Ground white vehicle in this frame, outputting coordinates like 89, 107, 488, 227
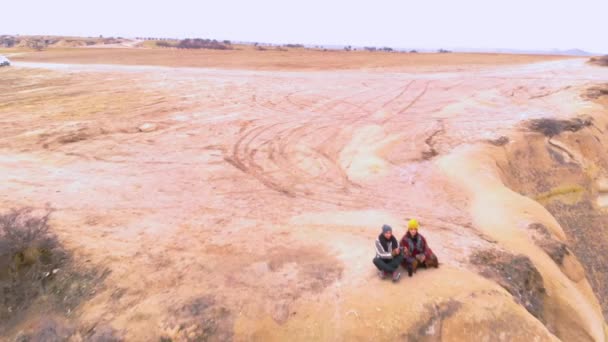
0, 56, 10, 67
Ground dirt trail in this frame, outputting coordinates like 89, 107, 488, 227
1, 56, 608, 340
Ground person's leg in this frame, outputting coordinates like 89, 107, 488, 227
411, 258, 419, 273
385, 254, 404, 272
401, 256, 412, 269
388, 254, 404, 281
402, 256, 415, 276
373, 257, 393, 272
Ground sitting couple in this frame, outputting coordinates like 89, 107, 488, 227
373, 219, 439, 282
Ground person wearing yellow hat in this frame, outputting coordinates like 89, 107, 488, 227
400, 219, 439, 276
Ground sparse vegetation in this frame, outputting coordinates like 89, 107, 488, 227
160, 296, 233, 341
0, 35, 111, 49
589, 56, 608, 66
0, 207, 108, 328
156, 41, 176, 48
102, 37, 122, 45
284, 44, 304, 48
177, 38, 232, 50
584, 84, 608, 99
27, 39, 47, 51
533, 185, 584, 203
0, 36, 17, 48
0, 207, 61, 321
486, 136, 510, 146
13, 318, 122, 341
438, 48, 452, 53
471, 249, 546, 322
528, 223, 570, 265
528, 117, 592, 137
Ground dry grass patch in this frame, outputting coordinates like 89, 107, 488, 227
589, 56, 608, 66
0, 208, 109, 331
470, 249, 546, 322
527, 117, 592, 137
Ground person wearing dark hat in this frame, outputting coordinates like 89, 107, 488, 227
373, 224, 403, 282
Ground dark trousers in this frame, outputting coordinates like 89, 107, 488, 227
373, 254, 404, 273
402, 256, 416, 270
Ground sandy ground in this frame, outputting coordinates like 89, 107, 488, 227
1, 50, 608, 340
6, 47, 572, 71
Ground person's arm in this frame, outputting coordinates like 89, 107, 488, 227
375, 239, 393, 259
391, 237, 401, 255
400, 237, 411, 256
421, 235, 429, 252
421, 236, 434, 257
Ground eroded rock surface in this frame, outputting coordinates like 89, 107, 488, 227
1, 56, 608, 340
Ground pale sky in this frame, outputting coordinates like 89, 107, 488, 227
3, 0, 608, 53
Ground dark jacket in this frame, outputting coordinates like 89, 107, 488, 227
400, 232, 433, 258
375, 234, 399, 259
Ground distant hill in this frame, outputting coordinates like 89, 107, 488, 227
445, 47, 593, 56
1, 34, 600, 56
547, 48, 593, 56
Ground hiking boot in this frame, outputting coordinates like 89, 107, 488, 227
392, 271, 401, 282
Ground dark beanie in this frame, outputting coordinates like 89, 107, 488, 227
382, 224, 392, 234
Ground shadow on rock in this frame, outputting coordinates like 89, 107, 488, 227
528, 223, 570, 265
470, 249, 546, 323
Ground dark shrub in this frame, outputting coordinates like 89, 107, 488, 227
589, 56, 608, 66
156, 41, 172, 48
528, 117, 592, 137
0, 208, 61, 320
0, 208, 108, 328
177, 38, 232, 50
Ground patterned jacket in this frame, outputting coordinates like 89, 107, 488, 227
400, 232, 433, 258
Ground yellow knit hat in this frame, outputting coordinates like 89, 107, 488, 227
408, 219, 419, 230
